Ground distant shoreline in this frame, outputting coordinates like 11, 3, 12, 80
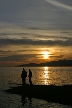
16, 60, 72, 67
16, 65, 72, 67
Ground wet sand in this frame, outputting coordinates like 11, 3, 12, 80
4, 84, 72, 106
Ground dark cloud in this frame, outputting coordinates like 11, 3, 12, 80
0, 32, 64, 40
51, 55, 64, 59
15, 49, 41, 52
0, 55, 23, 61
0, 38, 72, 47
0, 50, 11, 57
0, 54, 37, 62
0, 50, 11, 54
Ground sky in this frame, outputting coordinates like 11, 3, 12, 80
0, 0, 72, 66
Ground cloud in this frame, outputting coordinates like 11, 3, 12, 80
0, 55, 23, 61
0, 25, 72, 47
0, 0, 72, 29
0, 38, 72, 47
45, 0, 72, 11
0, 50, 10, 53
0, 54, 37, 62
51, 55, 64, 58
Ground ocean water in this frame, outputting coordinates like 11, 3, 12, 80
0, 66, 72, 108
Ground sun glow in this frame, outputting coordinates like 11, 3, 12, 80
42, 51, 50, 59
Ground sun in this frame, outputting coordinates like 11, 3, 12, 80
42, 51, 50, 59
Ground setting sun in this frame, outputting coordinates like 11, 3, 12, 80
42, 51, 50, 59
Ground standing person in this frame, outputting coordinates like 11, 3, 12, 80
21, 68, 27, 85
28, 69, 32, 85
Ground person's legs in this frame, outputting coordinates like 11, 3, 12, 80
29, 77, 32, 85
23, 78, 26, 85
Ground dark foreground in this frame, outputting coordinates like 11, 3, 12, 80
4, 84, 72, 106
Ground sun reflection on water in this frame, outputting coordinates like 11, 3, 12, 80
44, 67, 49, 85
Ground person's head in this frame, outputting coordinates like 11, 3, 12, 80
29, 69, 31, 71
23, 68, 24, 71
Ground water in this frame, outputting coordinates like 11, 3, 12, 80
0, 66, 72, 108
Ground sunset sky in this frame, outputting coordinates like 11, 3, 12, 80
0, 0, 72, 66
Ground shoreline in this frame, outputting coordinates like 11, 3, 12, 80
4, 84, 72, 106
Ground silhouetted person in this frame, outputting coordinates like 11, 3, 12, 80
21, 68, 27, 85
28, 69, 32, 85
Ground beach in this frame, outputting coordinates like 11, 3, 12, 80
0, 67, 72, 108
